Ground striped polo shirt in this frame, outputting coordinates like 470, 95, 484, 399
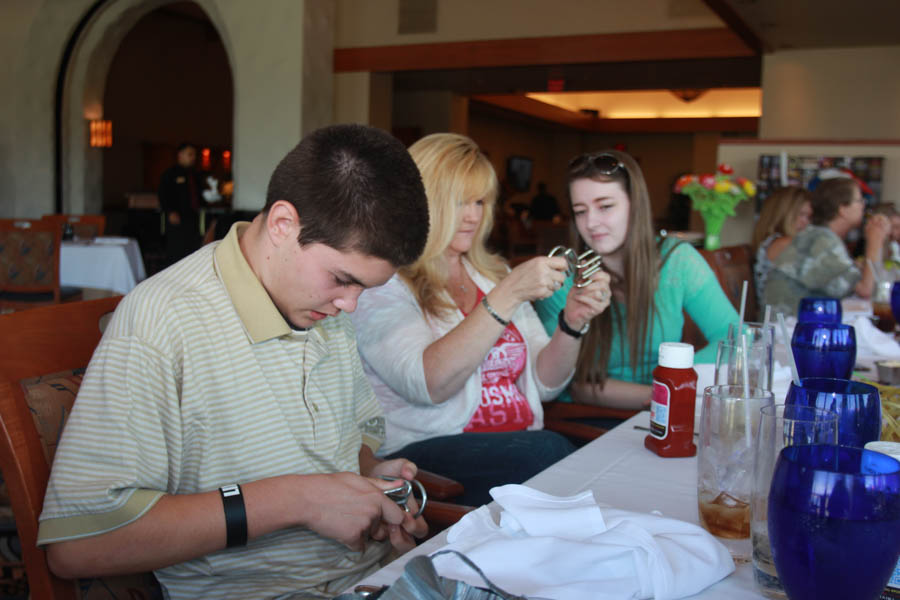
38, 223, 390, 599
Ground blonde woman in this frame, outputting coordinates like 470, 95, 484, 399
351, 133, 610, 505
751, 186, 812, 306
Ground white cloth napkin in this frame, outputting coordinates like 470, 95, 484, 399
91, 236, 130, 245
852, 314, 900, 359
431, 485, 734, 600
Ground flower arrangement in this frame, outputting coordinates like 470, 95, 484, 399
675, 164, 756, 250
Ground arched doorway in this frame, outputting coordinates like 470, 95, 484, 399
59, 0, 234, 220
100, 2, 233, 270
102, 2, 233, 213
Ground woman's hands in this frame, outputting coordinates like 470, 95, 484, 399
562, 268, 612, 331
486, 255, 570, 317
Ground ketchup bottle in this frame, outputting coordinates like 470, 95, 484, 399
644, 342, 697, 457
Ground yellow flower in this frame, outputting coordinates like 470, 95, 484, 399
742, 180, 756, 196
714, 180, 731, 193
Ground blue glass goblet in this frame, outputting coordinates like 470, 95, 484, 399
797, 296, 842, 323
891, 281, 900, 325
768, 445, 900, 600
786, 378, 882, 448
790, 321, 856, 379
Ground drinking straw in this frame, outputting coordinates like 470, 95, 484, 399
762, 304, 772, 346
741, 331, 752, 446
737, 280, 748, 340
778, 311, 802, 387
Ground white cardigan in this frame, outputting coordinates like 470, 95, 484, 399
351, 261, 571, 456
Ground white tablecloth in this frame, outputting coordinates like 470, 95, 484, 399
351, 412, 764, 599
60, 237, 146, 295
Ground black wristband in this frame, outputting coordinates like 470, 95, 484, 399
558, 310, 588, 339
220, 484, 248, 548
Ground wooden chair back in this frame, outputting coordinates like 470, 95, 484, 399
0, 219, 66, 311
0, 296, 122, 600
698, 244, 759, 322
41, 215, 106, 240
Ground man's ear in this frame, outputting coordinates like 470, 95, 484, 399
265, 200, 301, 246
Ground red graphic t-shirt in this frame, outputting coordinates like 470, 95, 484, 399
464, 290, 534, 432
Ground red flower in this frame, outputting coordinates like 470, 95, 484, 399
674, 174, 695, 192
718, 163, 734, 175
699, 174, 716, 189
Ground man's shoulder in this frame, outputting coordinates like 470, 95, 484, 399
114, 245, 224, 332
795, 225, 839, 247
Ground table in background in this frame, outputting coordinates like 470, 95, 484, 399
60, 237, 147, 296
353, 411, 765, 599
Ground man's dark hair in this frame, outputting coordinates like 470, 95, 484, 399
811, 177, 859, 225
176, 141, 196, 153
265, 124, 428, 267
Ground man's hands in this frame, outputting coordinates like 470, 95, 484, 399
366, 458, 428, 551
866, 214, 891, 251
294, 471, 426, 552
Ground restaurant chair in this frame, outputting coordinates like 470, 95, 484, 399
543, 401, 639, 444
413, 471, 475, 538
0, 296, 162, 599
698, 244, 759, 321
41, 214, 106, 240
0, 219, 82, 313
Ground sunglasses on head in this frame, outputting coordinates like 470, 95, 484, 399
569, 153, 628, 180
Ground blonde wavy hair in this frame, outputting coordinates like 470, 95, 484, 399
400, 133, 508, 318
751, 186, 812, 250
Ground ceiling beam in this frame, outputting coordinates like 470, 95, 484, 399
701, 0, 767, 54
335, 28, 755, 73
472, 95, 759, 133
393, 57, 761, 95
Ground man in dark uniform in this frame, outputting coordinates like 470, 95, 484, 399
529, 182, 561, 222
158, 142, 203, 264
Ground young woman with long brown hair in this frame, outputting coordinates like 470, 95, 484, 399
536, 150, 738, 411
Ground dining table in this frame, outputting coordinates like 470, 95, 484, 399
60, 236, 147, 296
350, 297, 900, 599
351, 409, 765, 599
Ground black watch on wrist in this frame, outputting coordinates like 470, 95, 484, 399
558, 311, 589, 339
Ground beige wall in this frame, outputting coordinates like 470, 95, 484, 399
760, 46, 900, 140
335, 0, 721, 47
468, 108, 714, 227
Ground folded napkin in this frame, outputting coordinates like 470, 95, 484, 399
431, 485, 734, 600
852, 314, 900, 359
92, 236, 130, 245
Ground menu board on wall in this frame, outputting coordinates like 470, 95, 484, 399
756, 154, 885, 210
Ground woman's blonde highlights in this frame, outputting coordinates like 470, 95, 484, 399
402, 133, 507, 318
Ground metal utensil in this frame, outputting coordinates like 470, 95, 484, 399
380, 476, 427, 517
548, 245, 602, 288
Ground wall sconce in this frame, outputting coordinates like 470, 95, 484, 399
89, 120, 112, 147
222, 150, 231, 171
201, 147, 211, 170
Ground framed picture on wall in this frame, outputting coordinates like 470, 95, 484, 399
756, 154, 884, 210
506, 156, 533, 192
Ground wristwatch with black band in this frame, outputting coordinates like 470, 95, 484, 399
558, 311, 589, 339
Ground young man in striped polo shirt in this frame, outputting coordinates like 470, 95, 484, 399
37, 124, 431, 599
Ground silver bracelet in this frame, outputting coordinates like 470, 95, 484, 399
481, 296, 509, 326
